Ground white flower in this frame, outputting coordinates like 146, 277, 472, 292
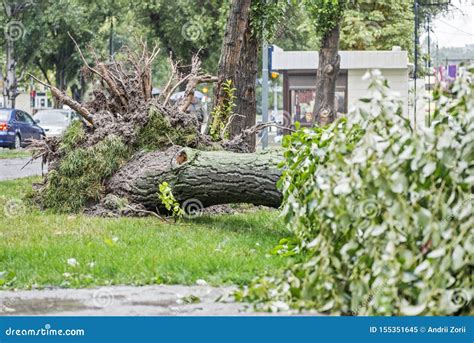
195, 279, 207, 286
88, 261, 96, 268
67, 258, 78, 267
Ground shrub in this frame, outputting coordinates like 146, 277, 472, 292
158, 181, 184, 218
210, 79, 236, 141
237, 69, 474, 315
35, 134, 130, 212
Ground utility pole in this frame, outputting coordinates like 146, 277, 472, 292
273, 82, 278, 117
413, 0, 419, 129
262, 43, 269, 149
427, 14, 431, 126
413, 0, 449, 129
261, 0, 269, 149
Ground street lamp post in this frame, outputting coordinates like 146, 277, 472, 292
261, 0, 270, 149
414, 0, 419, 129
262, 42, 269, 149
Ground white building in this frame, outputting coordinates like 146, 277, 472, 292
271, 46, 409, 126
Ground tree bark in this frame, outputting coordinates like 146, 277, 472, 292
230, 19, 259, 151
0, 64, 7, 107
108, 147, 283, 210
3, 2, 29, 108
5, 31, 17, 108
54, 64, 67, 108
312, 25, 341, 126
213, 0, 251, 110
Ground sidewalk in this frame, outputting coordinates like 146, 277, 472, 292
0, 158, 45, 181
0, 285, 272, 316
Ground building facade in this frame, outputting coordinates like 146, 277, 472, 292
271, 47, 409, 127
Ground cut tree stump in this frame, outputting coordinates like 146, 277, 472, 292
108, 147, 283, 210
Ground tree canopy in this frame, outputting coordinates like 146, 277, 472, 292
0, 0, 442, 107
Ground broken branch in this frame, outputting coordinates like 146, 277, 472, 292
29, 74, 95, 127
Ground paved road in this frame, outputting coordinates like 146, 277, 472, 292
0, 158, 45, 181
0, 285, 287, 316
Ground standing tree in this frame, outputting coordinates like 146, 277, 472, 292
143, 0, 229, 74
230, 8, 258, 148
234, 0, 289, 150
215, 0, 288, 150
305, 0, 346, 126
23, 0, 109, 98
12, 0, 132, 105
1, 0, 31, 108
213, 0, 252, 116
305, 0, 449, 127
145, 1, 295, 150
340, 0, 413, 52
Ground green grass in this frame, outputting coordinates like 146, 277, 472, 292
0, 149, 31, 159
0, 177, 289, 289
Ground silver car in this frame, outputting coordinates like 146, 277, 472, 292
34, 109, 78, 137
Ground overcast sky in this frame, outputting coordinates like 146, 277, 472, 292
432, 0, 474, 48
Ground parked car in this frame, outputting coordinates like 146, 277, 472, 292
33, 109, 79, 137
0, 108, 45, 149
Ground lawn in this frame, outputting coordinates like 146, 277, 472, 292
0, 148, 31, 159
0, 177, 289, 289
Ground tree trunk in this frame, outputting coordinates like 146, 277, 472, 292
5, 36, 17, 108
3, 1, 25, 109
312, 25, 341, 126
108, 147, 283, 210
213, 0, 251, 110
230, 19, 259, 151
54, 64, 67, 108
0, 67, 7, 107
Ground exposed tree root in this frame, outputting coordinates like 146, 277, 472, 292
28, 41, 282, 216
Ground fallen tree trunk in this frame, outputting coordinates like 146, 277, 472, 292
29, 41, 283, 216
108, 147, 283, 210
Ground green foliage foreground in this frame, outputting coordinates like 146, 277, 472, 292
237, 69, 474, 315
